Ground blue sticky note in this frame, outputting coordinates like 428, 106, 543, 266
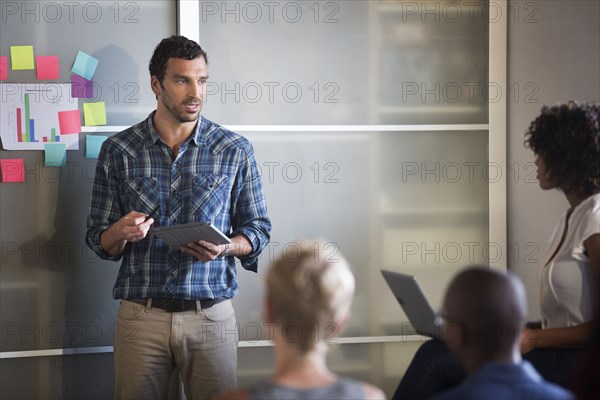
71, 50, 99, 80
44, 143, 67, 166
86, 135, 108, 159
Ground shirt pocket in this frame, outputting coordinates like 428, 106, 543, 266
192, 174, 228, 221
121, 177, 160, 215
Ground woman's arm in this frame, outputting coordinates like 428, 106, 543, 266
520, 322, 596, 354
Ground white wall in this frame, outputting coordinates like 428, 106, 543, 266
508, 0, 600, 318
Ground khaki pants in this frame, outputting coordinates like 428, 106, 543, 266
114, 299, 238, 400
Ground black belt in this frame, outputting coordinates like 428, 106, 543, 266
128, 298, 225, 312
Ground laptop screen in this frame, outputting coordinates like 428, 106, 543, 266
381, 269, 444, 340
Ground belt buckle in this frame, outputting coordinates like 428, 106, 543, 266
164, 298, 184, 312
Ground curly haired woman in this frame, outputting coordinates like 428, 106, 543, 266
520, 100, 600, 383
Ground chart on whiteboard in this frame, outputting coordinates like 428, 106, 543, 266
0, 83, 80, 150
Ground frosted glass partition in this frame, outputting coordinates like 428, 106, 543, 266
197, 0, 488, 125
232, 130, 489, 340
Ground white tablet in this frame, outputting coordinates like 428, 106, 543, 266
153, 222, 231, 249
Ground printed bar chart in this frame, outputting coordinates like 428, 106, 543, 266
0, 83, 79, 150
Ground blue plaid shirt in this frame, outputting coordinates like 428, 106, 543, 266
86, 112, 271, 300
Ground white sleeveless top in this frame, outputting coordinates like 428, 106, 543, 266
540, 193, 600, 329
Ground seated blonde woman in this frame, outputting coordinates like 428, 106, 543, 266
218, 240, 385, 400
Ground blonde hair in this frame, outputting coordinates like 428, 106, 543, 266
265, 240, 355, 353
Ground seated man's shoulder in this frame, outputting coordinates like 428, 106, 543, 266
532, 381, 575, 400
432, 381, 574, 400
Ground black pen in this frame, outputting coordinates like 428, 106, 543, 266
145, 205, 160, 222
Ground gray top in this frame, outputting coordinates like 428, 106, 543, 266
247, 377, 366, 400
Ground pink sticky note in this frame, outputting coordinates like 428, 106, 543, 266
71, 74, 93, 98
36, 55, 60, 80
1, 159, 25, 183
58, 110, 81, 135
0, 56, 7, 80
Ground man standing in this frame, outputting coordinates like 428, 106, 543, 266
86, 35, 271, 399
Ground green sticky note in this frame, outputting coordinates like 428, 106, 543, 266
83, 102, 107, 126
86, 135, 108, 159
44, 143, 67, 167
11, 46, 35, 70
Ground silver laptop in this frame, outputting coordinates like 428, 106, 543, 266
381, 269, 444, 340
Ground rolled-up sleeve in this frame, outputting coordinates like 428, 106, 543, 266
85, 145, 124, 262
231, 144, 271, 272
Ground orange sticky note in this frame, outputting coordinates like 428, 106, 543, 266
36, 56, 60, 80
0, 56, 7, 80
1, 159, 25, 183
58, 110, 81, 135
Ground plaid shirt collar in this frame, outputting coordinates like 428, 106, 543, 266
140, 111, 209, 150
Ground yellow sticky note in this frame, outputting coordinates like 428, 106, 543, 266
83, 102, 107, 126
10, 46, 35, 70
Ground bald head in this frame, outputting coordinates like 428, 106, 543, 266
443, 267, 528, 358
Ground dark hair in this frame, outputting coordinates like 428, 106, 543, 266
525, 101, 600, 195
148, 35, 208, 84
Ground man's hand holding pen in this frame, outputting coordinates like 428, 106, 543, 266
114, 209, 157, 243
99, 206, 160, 257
